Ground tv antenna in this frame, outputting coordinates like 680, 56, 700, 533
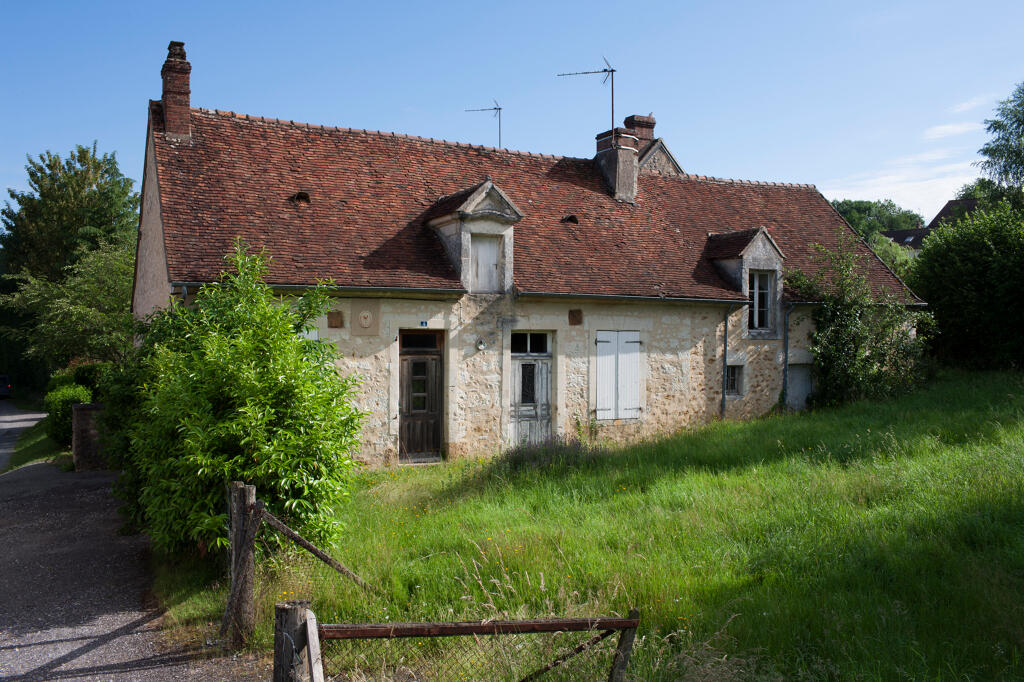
465, 99, 503, 148
558, 57, 617, 138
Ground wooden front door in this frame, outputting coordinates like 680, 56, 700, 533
399, 331, 443, 461
510, 332, 552, 446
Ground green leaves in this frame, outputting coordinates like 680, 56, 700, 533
910, 203, 1024, 368
786, 230, 930, 407
110, 240, 364, 555
0, 143, 138, 280
979, 82, 1024, 189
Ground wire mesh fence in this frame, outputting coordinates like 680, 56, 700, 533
316, 617, 638, 682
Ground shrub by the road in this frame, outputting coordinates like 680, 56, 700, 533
43, 383, 92, 446
108, 241, 364, 555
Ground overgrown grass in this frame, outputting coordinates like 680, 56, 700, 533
157, 370, 1024, 679
4, 418, 69, 472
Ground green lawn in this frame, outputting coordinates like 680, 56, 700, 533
4, 418, 68, 472
158, 370, 1024, 679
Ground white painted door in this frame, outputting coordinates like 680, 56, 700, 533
787, 364, 814, 410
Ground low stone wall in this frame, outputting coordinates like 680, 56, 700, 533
72, 403, 106, 471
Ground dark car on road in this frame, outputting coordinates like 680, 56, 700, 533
0, 375, 10, 399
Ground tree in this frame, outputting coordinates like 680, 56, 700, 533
909, 203, 1024, 368
107, 241, 364, 555
1, 233, 137, 370
0, 143, 138, 280
979, 82, 1024, 189
830, 199, 924, 240
957, 178, 1024, 213
786, 230, 930, 407
867, 232, 913, 280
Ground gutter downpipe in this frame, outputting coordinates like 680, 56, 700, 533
721, 304, 742, 419
781, 302, 796, 408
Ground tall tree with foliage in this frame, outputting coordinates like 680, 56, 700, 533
787, 230, 930, 407
830, 199, 924, 240
107, 241, 364, 555
0, 143, 138, 280
957, 178, 1024, 212
1, 232, 136, 370
979, 81, 1024, 189
910, 203, 1024, 368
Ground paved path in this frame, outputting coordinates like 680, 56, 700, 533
0, 400, 47, 471
0, 402, 268, 680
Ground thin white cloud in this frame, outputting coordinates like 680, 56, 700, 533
885, 149, 954, 165
821, 158, 978, 220
950, 95, 991, 114
923, 122, 984, 140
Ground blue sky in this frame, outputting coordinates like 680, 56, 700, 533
1, 0, 1021, 221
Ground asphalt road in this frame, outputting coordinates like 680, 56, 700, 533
0, 401, 268, 680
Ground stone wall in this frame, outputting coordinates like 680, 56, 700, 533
132, 127, 173, 319
324, 294, 815, 464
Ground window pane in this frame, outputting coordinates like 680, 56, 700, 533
411, 360, 427, 377
412, 396, 426, 411
511, 333, 528, 354
402, 333, 438, 350
411, 378, 426, 394
520, 363, 536, 404
529, 333, 548, 354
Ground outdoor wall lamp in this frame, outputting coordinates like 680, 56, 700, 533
476, 339, 487, 351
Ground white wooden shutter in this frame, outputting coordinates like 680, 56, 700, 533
471, 236, 501, 292
595, 331, 616, 419
617, 331, 641, 418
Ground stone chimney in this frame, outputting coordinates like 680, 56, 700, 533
594, 127, 639, 203
161, 41, 191, 139
624, 114, 656, 142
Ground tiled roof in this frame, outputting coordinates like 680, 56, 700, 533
881, 227, 931, 250
704, 227, 761, 260
150, 103, 914, 302
926, 198, 979, 229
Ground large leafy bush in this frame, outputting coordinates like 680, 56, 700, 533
910, 203, 1024, 368
44, 383, 92, 446
108, 242, 364, 555
787, 230, 930, 407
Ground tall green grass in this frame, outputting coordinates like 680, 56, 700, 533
158, 371, 1024, 679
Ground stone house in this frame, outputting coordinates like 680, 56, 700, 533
132, 42, 913, 464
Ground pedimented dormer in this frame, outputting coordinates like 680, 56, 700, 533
706, 226, 786, 336
426, 179, 524, 293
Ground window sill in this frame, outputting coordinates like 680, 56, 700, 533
746, 329, 781, 341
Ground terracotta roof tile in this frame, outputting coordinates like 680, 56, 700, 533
150, 103, 914, 302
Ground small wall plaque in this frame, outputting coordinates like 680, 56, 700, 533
327, 311, 344, 328
568, 309, 583, 326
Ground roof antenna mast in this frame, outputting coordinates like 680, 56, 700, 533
558, 57, 617, 139
465, 99, 503, 148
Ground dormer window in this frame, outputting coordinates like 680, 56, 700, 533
471, 235, 502, 292
425, 179, 524, 295
748, 271, 775, 330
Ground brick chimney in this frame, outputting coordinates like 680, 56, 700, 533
161, 41, 191, 139
624, 114, 656, 142
594, 127, 639, 203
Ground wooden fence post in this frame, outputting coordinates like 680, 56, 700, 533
607, 608, 639, 682
221, 481, 258, 647
274, 601, 310, 682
